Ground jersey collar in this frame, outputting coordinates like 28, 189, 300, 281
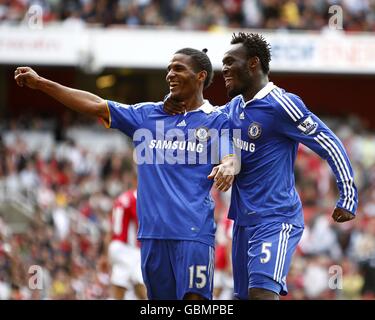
185, 100, 215, 114
241, 82, 276, 108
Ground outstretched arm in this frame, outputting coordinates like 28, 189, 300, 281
14, 67, 109, 123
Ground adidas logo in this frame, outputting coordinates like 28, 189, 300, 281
240, 112, 245, 120
176, 120, 186, 127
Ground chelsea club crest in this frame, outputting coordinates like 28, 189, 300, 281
248, 122, 262, 140
195, 127, 209, 141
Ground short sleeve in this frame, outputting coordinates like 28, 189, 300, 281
104, 100, 157, 137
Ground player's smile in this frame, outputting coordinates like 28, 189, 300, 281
223, 69, 241, 97
167, 76, 185, 97
168, 81, 180, 91
224, 76, 234, 89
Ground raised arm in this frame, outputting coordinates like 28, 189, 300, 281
14, 67, 109, 123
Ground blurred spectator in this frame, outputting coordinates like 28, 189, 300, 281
340, 257, 364, 299
303, 255, 331, 299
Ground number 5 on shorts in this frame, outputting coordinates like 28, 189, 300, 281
260, 242, 272, 263
188, 265, 207, 289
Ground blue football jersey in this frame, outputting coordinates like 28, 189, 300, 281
105, 100, 233, 246
220, 82, 358, 227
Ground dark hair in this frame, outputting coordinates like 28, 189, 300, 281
231, 32, 271, 74
175, 47, 214, 89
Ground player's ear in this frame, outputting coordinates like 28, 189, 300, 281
197, 70, 207, 85
248, 56, 260, 70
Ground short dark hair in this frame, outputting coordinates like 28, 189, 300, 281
175, 48, 214, 89
231, 32, 271, 74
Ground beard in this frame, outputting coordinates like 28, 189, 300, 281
227, 86, 241, 98
169, 89, 186, 102
228, 73, 254, 98
227, 83, 249, 99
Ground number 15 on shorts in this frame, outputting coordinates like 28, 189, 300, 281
189, 265, 207, 289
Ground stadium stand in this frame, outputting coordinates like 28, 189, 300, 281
0, 0, 374, 32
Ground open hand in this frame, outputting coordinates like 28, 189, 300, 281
207, 156, 238, 192
163, 94, 186, 115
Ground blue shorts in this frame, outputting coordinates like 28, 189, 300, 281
232, 221, 303, 299
140, 239, 215, 300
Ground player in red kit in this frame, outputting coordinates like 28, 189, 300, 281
212, 190, 234, 300
108, 187, 146, 300
214, 215, 234, 300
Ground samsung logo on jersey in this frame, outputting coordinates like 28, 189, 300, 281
298, 116, 318, 135
233, 138, 255, 153
133, 121, 233, 165
149, 140, 204, 153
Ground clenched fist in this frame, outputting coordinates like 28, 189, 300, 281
332, 207, 355, 223
14, 67, 41, 90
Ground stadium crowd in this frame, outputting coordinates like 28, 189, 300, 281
0, 0, 374, 32
0, 112, 374, 300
